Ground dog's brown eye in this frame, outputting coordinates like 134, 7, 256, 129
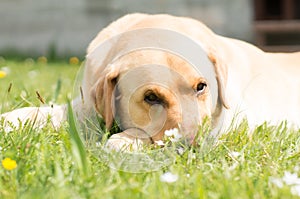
196, 82, 207, 94
144, 93, 162, 105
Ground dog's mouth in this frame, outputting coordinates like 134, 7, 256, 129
106, 121, 203, 149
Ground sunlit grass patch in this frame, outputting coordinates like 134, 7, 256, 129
0, 59, 299, 198
0, 59, 79, 113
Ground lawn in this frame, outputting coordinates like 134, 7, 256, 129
0, 58, 300, 199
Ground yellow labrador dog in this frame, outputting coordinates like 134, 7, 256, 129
1, 13, 300, 149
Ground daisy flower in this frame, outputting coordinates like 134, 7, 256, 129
154, 140, 165, 146
160, 172, 178, 183
164, 128, 182, 142
282, 171, 300, 185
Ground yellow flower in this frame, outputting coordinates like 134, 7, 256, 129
2, 157, 17, 170
69, 56, 80, 65
0, 70, 7, 78
37, 56, 48, 64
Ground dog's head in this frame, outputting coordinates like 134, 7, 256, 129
83, 14, 229, 143
88, 48, 228, 142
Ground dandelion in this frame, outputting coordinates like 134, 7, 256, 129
69, 56, 80, 65
160, 172, 178, 183
37, 56, 48, 64
164, 128, 182, 142
0, 71, 7, 78
2, 157, 17, 170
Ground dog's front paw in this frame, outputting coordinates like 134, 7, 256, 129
105, 129, 152, 151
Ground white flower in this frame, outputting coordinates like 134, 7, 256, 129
269, 171, 300, 196
20, 90, 27, 98
154, 140, 165, 146
4, 126, 13, 133
28, 70, 38, 78
160, 172, 178, 183
164, 128, 178, 136
35, 143, 41, 149
291, 185, 300, 196
164, 128, 182, 142
95, 142, 101, 147
0, 66, 11, 74
230, 151, 241, 159
177, 147, 185, 155
229, 162, 239, 171
269, 177, 284, 188
282, 171, 300, 185
189, 152, 196, 160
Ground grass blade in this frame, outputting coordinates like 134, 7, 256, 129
54, 78, 62, 103
67, 100, 88, 175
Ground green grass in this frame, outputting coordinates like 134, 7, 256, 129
1, 59, 300, 198
0, 58, 78, 112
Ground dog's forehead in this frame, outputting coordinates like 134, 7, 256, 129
117, 65, 179, 93
116, 50, 203, 87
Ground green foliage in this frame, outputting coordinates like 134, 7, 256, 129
0, 58, 79, 112
67, 100, 88, 176
0, 59, 300, 198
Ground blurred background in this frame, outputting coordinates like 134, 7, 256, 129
0, 0, 299, 60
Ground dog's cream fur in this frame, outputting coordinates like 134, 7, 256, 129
1, 14, 300, 149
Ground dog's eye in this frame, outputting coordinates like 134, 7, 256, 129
144, 93, 162, 105
196, 82, 207, 94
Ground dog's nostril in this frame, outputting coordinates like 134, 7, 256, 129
144, 93, 162, 105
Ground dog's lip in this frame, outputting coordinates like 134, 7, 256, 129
121, 126, 200, 146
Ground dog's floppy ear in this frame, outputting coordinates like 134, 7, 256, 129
91, 65, 119, 129
208, 51, 229, 109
